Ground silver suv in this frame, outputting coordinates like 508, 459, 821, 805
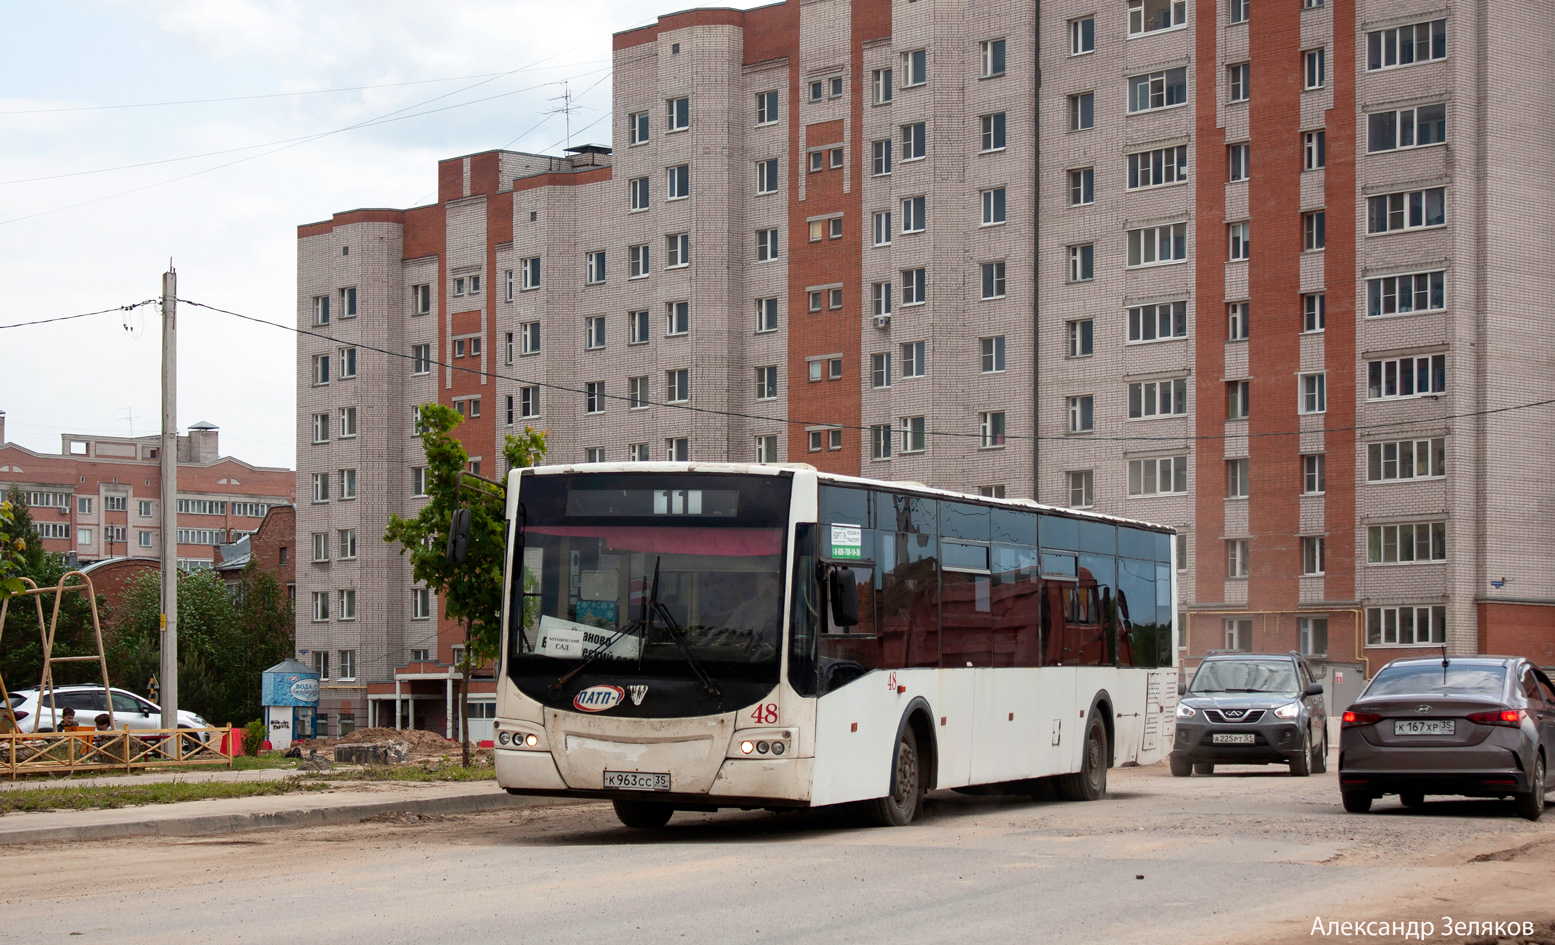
1170, 652, 1328, 777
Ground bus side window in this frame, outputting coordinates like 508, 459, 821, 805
787, 523, 821, 697
820, 564, 880, 693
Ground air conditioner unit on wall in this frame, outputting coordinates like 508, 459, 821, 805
872, 314, 891, 329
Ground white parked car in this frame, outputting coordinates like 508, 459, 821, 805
10, 686, 210, 738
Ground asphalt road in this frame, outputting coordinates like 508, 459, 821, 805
2, 760, 1551, 945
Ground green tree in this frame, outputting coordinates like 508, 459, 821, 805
1, 488, 106, 698
0, 484, 44, 602
383, 403, 546, 765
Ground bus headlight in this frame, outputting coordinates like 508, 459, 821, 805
524, 734, 539, 748
770, 741, 785, 756
498, 732, 512, 746
740, 740, 755, 755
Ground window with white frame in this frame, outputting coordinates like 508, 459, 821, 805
1222, 617, 1252, 650
1303, 210, 1326, 251
1368, 521, 1447, 564
137, 500, 153, 518
1129, 0, 1185, 35
980, 336, 1005, 373
1068, 168, 1093, 206
338, 528, 357, 560
1367, 270, 1445, 317
756, 228, 779, 262
1303, 130, 1326, 169
1129, 300, 1187, 343
1226, 539, 1249, 578
872, 282, 893, 317
310, 412, 329, 443
666, 164, 689, 199
1303, 48, 1326, 89
1127, 223, 1188, 267
979, 39, 1005, 77
1069, 92, 1094, 130
666, 97, 689, 131
1303, 293, 1326, 332
1128, 145, 1188, 189
516, 322, 539, 357
1367, 353, 1446, 400
312, 295, 330, 326
521, 386, 540, 419
757, 157, 779, 195
1301, 537, 1326, 575
1226, 301, 1249, 340
1368, 605, 1447, 646
1367, 437, 1445, 482
585, 381, 605, 414
666, 301, 689, 336
311, 473, 330, 503
872, 139, 892, 176
981, 262, 1006, 300
871, 352, 892, 388
1299, 617, 1328, 656
1302, 454, 1326, 494
873, 68, 893, 104
1129, 68, 1188, 112
1129, 378, 1188, 419
755, 365, 778, 401
901, 195, 925, 233
1300, 373, 1327, 414
311, 592, 329, 622
1070, 17, 1094, 55
1130, 456, 1188, 496
338, 468, 357, 500
1367, 19, 1447, 71
1229, 0, 1248, 24
1067, 395, 1094, 433
901, 122, 925, 160
412, 343, 432, 374
1227, 62, 1249, 103
337, 590, 356, 621
628, 376, 649, 410
338, 406, 358, 438
870, 424, 892, 461
665, 437, 689, 461
899, 416, 926, 453
1228, 221, 1251, 261
902, 49, 927, 87
312, 354, 330, 386
754, 298, 778, 334
981, 188, 1005, 226
666, 233, 689, 268
1067, 319, 1093, 357
585, 316, 606, 350
1067, 471, 1094, 508
1068, 244, 1095, 281
1228, 143, 1250, 181
629, 176, 650, 211
666, 369, 689, 403
901, 268, 926, 305
628, 110, 650, 145
900, 341, 925, 378
979, 411, 1006, 448
1367, 187, 1446, 233
753, 435, 779, 464
1226, 379, 1251, 420
1368, 103, 1446, 153
980, 113, 1006, 152
517, 257, 539, 291
1227, 458, 1249, 498
873, 210, 892, 245
756, 89, 779, 125
337, 346, 357, 379
411, 284, 431, 315
585, 250, 606, 284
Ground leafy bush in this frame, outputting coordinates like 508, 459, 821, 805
242, 719, 268, 757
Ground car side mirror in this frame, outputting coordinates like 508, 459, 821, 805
828, 567, 859, 627
142, 706, 151, 716
1304, 681, 1324, 697
1177, 682, 1187, 697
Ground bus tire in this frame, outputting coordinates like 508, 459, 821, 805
1058, 716, 1108, 802
612, 799, 674, 829
861, 726, 923, 827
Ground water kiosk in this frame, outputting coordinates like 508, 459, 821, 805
261, 659, 319, 751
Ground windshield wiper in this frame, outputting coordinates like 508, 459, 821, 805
550, 557, 654, 693
645, 560, 721, 699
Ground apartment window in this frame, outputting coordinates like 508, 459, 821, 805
744, 299, 775, 337
979, 412, 1006, 448
310, 412, 329, 443
1367, 187, 1446, 234
981, 262, 1006, 300
1300, 373, 1327, 414
1070, 17, 1095, 55
1367, 353, 1446, 400
1229, 0, 1248, 24
807, 150, 823, 173
980, 336, 1006, 373
900, 416, 927, 453
338, 528, 357, 561
1129, 68, 1188, 112
901, 268, 926, 305
1127, 223, 1187, 267
665, 301, 689, 336
411, 284, 431, 315
1226, 458, 1249, 498
828, 287, 843, 309
1226, 540, 1249, 578
665, 233, 689, 269
103, 495, 126, 513
666, 97, 689, 131
1367, 20, 1447, 71
870, 424, 893, 461
1367, 437, 1446, 483
1067, 395, 1094, 434
519, 322, 540, 356
411, 343, 432, 374
755, 366, 779, 401
900, 195, 926, 234
756, 89, 779, 125
452, 276, 467, 297
1067, 319, 1094, 358
873, 68, 893, 104
1129, 0, 1186, 35
665, 438, 690, 461
585, 250, 606, 284
1067, 168, 1094, 206
828, 76, 844, 98
1068, 244, 1095, 282
312, 295, 330, 326
1129, 378, 1189, 419
1227, 62, 1249, 103
628, 110, 649, 145
1129, 300, 1188, 343
1228, 221, 1251, 261
1068, 92, 1094, 131
338, 468, 357, 500
872, 282, 893, 317
828, 217, 843, 239
900, 341, 926, 378
979, 113, 1006, 152
520, 386, 540, 419
629, 176, 650, 211
628, 376, 650, 410
453, 338, 466, 359
1303, 48, 1326, 89
808, 290, 823, 313
1302, 454, 1326, 494
312, 354, 330, 386
1227, 380, 1250, 419
338, 406, 358, 438
980, 39, 1006, 77
751, 435, 779, 464
1303, 210, 1326, 251
1366, 606, 1447, 647
667, 164, 689, 199
1129, 456, 1189, 496
978, 189, 1006, 228
584, 316, 606, 350
1303, 130, 1327, 169
337, 590, 356, 622
1128, 145, 1187, 189
519, 257, 540, 291
311, 592, 329, 622
901, 122, 925, 160
137, 531, 153, 548
582, 448, 605, 464
1302, 293, 1326, 332
585, 381, 605, 414
871, 352, 892, 389
76, 527, 94, 547
757, 158, 779, 195
872, 139, 892, 176
807, 430, 822, 452
311, 473, 329, 503
1222, 618, 1252, 651
1368, 103, 1447, 153
1368, 522, 1447, 564
1227, 143, 1250, 181
872, 210, 893, 246
827, 429, 843, 451
138, 500, 153, 518
504, 269, 513, 301
809, 80, 823, 102
411, 466, 427, 497
411, 587, 432, 620
829, 147, 844, 169
666, 369, 689, 403
902, 49, 927, 87
1067, 471, 1094, 509
756, 228, 780, 262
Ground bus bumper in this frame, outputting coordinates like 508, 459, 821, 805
494, 748, 569, 791
710, 756, 812, 801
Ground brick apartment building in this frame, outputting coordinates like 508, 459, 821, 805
0, 411, 295, 571
296, 0, 1555, 735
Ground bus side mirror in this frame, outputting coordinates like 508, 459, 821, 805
446, 508, 472, 566
828, 567, 859, 627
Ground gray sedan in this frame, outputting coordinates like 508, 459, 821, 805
1338, 656, 1554, 820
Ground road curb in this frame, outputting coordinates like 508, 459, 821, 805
0, 789, 573, 846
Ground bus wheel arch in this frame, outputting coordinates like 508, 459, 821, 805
860, 697, 938, 827
899, 697, 938, 795
1085, 690, 1116, 769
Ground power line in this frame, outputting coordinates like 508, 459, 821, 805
0, 300, 157, 330
178, 298, 1555, 446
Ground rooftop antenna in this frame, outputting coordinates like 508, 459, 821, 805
545, 81, 590, 152
119, 407, 137, 439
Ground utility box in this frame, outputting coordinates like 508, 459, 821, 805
261, 659, 319, 752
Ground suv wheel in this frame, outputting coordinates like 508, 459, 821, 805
1169, 753, 1193, 778
1289, 730, 1312, 777
1312, 730, 1328, 774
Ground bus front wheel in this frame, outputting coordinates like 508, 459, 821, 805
1058, 716, 1108, 802
861, 726, 923, 827
612, 799, 674, 829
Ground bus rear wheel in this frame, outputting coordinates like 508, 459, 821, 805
861, 726, 922, 826
1058, 716, 1108, 801
612, 799, 674, 829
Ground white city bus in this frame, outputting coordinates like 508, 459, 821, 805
493, 463, 1178, 828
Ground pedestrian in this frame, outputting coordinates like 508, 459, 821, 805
94, 713, 112, 732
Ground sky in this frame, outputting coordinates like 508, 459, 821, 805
0, 0, 766, 470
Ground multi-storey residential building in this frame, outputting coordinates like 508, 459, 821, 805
0, 412, 295, 570
297, 0, 1555, 735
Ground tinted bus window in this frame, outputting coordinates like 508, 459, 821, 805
991, 507, 1037, 545
875, 492, 937, 535
940, 501, 989, 541
1080, 520, 1116, 554
787, 523, 821, 696
1118, 525, 1157, 562
878, 532, 939, 667
818, 485, 870, 528
1039, 514, 1080, 551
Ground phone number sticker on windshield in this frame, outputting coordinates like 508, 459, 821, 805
830, 525, 863, 560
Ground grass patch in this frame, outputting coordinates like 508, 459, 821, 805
307, 761, 496, 783
0, 779, 328, 815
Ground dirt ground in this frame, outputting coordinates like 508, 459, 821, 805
294, 726, 470, 760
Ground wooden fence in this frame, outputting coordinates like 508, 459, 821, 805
1, 726, 235, 778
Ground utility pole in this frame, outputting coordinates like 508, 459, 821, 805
159, 265, 178, 730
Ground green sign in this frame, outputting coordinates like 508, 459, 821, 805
829, 524, 863, 560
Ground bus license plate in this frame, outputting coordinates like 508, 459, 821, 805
604, 770, 671, 792
1394, 719, 1455, 736
1212, 733, 1255, 745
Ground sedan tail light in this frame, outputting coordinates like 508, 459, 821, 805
1466, 708, 1525, 728
1342, 710, 1381, 727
